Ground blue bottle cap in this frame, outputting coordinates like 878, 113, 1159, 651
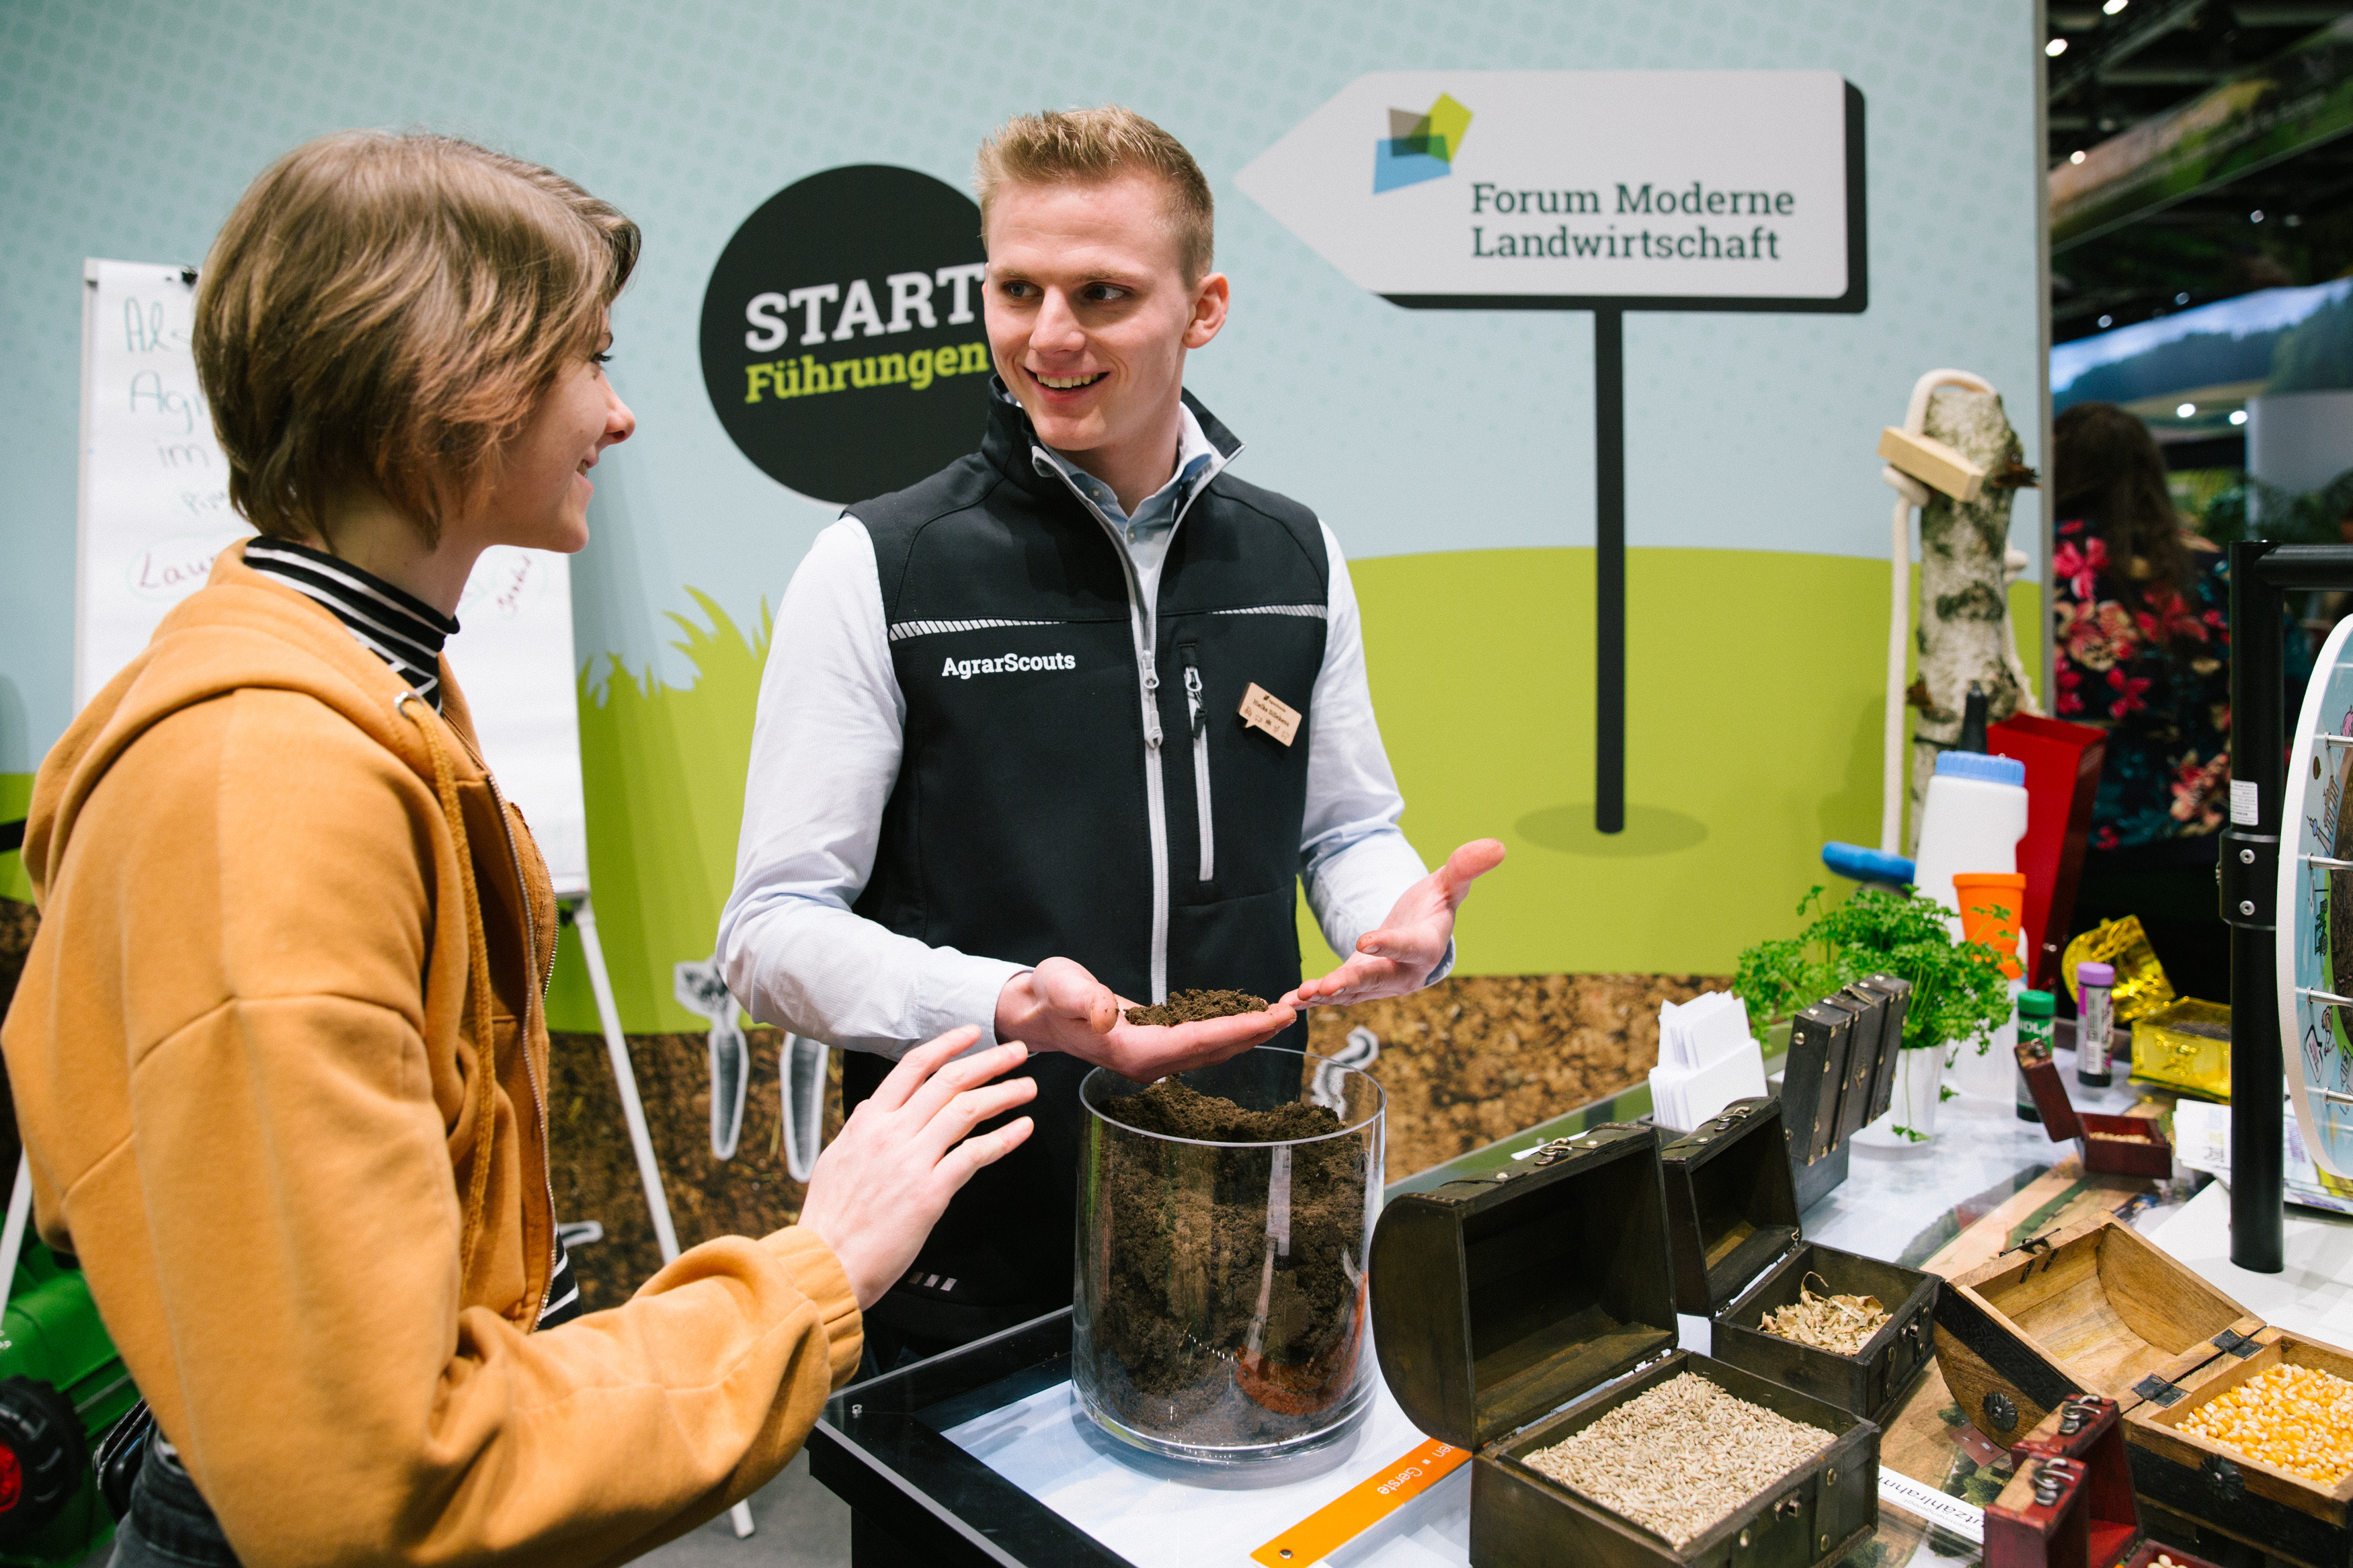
1934, 750, 2027, 786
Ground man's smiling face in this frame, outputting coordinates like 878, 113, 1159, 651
983, 172, 1226, 466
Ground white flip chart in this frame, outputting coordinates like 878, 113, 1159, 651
75, 258, 591, 893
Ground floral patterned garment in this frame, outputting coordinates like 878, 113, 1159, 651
2050, 518, 2232, 850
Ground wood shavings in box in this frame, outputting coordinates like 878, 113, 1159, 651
1758, 1274, 1890, 1356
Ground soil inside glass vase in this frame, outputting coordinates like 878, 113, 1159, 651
1087, 1077, 1369, 1445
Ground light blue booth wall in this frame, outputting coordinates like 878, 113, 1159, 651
0, 0, 2046, 1028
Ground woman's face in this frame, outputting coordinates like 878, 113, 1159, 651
472, 324, 635, 554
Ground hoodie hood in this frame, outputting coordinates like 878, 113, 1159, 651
26, 540, 481, 903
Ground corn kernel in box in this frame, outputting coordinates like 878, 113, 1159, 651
2178, 1362, 2353, 1486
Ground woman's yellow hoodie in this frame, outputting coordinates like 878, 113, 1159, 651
2, 543, 860, 1567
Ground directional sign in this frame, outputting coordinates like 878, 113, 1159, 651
1237, 72, 1866, 833
1236, 71, 1864, 311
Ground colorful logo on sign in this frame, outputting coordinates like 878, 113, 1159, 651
1372, 94, 1472, 194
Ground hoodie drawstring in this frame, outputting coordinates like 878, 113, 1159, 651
397, 692, 498, 1280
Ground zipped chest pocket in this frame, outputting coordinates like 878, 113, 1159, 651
1179, 643, 1213, 882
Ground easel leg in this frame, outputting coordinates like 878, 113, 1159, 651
567, 899, 755, 1539
0, 1153, 32, 1312
569, 895, 681, 1262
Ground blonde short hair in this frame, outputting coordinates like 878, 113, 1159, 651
194, 132, 639, 545
974, 107, 1214, 284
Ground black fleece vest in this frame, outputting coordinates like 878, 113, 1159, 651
844, 388, 1328, 1341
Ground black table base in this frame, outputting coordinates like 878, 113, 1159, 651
809, 1310, 1130, 1568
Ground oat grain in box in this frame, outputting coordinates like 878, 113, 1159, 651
1370, 1122, 1880, 1568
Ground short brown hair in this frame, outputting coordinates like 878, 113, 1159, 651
195, 132, 639, 545
975, 107, 1214, 283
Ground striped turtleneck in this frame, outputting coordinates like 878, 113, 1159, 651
244, 538, 460, 710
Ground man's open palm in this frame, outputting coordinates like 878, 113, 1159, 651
996, 957, 1295, 1080
1279, 839, 1505, 1009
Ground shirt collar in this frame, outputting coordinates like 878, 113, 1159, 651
1005, 387, 1221, 530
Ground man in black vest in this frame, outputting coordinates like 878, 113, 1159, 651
721, 107, 1503, 1368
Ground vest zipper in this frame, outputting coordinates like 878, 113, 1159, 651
1035, 452, 1175, 1001
1180, 645, 1213, 881
1025, 431, 1241, 1001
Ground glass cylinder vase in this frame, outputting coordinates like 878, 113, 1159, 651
1072, 1046, 1383, 1464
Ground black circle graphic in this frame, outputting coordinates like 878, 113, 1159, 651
701, 165, 993, 505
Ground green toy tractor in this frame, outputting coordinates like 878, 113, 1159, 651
0, 1239, 134, 1567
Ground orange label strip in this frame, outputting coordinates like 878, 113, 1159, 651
1249, 1436, 1470, 1567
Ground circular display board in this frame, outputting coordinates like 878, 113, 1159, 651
700, 165, 994, 506
2278, 611, 2353, 1178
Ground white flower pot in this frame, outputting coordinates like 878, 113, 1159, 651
1945, 1020, 2015, 1102
1858, 1044, 1951, 1145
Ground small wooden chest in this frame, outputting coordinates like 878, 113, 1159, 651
1369, 1122, 1880, 1568
2124, 1327, 2353, 1568
1933, 1212, 2255, 1445
1852, 973, 1912, 1127
1662, 1098, 1941, 1425
1778, 977, 1909, 1211
1831, 983, 1888, 1145
1782, 1001, 1856, 1168
2014, 1042, 2173, 1179
1934, 1212, 2353, 1567
1987, 1395, 2224, 1568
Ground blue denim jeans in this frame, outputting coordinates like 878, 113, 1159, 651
106, 1443, 237, 1568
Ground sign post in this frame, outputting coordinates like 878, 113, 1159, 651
1239, 73, 1866, 831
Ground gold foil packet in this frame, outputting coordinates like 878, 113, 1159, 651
2062, 915, 2177, 1022
2129, 997, 2229, 1102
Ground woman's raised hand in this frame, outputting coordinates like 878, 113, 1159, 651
795, 1028, 1037, 1309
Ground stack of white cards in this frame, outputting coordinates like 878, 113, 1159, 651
2174, 1096, 2353, 1218
1650, 991, 1769, 1133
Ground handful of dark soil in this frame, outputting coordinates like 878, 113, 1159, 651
1123, 989, 1267, 1027
1101, 1076, 1340, 1143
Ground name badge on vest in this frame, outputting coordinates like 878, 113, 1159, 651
1239, 683, 1302, 747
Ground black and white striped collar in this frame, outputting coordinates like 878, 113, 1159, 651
244, 538, 460, 710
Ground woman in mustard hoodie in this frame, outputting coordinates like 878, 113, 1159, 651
3, 132, 1037, 1567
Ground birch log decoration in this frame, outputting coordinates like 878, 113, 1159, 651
1909, 386, 2040, 849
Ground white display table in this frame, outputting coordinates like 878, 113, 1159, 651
810, 1055, 2324, 1568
